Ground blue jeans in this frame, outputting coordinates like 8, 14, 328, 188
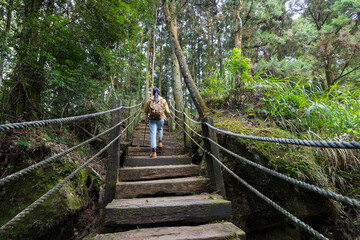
149, 119, 164, 149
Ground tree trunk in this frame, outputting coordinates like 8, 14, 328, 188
169, 0, 184, 123
107, 44, 119, 102
234, 0, 243, 50
163, 0, 208, 118
145, 29, 152, 102
158, 42, 163, 94
217, 26, 224, 77
0, 0, 14, 89
138, 29, 144, 100
325, 56, 336, 88
9, 0, 47, 120
151, 4, 159, 97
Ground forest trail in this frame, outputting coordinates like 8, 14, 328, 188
87, 121, 245, 239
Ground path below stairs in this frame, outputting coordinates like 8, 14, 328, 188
88, 121, 246, 240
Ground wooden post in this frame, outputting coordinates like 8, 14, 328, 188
201, 117, 226, 198
184, 108, 191, 152
126, 99, 134, 141
171, 97, 176, 131
104, 100, 122, 207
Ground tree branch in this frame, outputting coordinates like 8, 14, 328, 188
178, 18, 221, 35
243, 0, 254, 27
335, 65, 360, 81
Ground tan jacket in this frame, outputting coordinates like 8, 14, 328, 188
144, 96, 170, 120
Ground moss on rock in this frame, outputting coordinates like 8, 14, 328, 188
0, 155, 95, 240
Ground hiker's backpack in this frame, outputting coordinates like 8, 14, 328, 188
149, 99, 163, 120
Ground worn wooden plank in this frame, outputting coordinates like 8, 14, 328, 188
104, 194, 231, 227
87, 222, 246, 240
124, 155, 191, 167
127, 147, 184, 156
116, 176, 210, 198
119, 164, 199, 181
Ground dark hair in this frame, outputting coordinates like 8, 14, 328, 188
153, 87, 160, 102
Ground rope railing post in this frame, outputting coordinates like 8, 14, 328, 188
201, 116, 226, 198
104, 100, 122, 207
171, 97, 177, 130
126, 99, 135, 141
184, 108, 192, 152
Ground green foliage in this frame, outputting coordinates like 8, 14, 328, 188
200, 48, 252, 98
250, 75, 360, 139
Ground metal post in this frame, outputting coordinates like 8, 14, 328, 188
201, 117, 226, 198
184, 108, 191, 152
104, 100, 122, 207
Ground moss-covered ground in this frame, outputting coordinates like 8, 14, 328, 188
0, 127, 105, 240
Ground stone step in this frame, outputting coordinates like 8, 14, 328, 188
104, 194, 231, 227
116, 176, 210, 198
88, 222, 245, 240
119, 164, 199, 181
124, 155, 192, 167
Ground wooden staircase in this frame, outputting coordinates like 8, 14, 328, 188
88, 121, 245, 239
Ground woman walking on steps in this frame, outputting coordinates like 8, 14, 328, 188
144, 87, 170, 158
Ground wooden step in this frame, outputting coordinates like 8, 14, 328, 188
116, 176, 210, 198
88, 222, 245, 240
131, 139, 175, 146
124, 155, 191, 167
104, 194, 231, 227
128, 146, 184, 156
119, 164, 199, 181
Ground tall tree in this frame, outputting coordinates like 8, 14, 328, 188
162, 0, 208, 118
145, 29, 152, 102
170, 0, 184, 121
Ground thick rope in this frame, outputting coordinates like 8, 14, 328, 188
204, 122, 360, 149
0, 110, 141, 234
168, 100, 201, 124
169, 104, 360, 149
0, 102, 142, 131
0, 107, 142, 187
169, 112, 328, 240
170, 111, 360, 209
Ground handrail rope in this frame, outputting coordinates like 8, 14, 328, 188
204, 122, 360, 149
168, 100, 360, 149
0, 110, 141, 234
0, 102, 143, 131
0, 106, 142, 187
170, 111, 360, 209
168, 100, 201, 124
169, 112, 328, 240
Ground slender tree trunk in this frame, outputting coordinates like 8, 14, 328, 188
217, 26, 224, 77
138, 29, 144, 100
234, 0, 243, 50
9, 0, 46, 120
158, 45, 163, 94
163, 0, 208, 118
107, 44, 119, 102
151, 4, 159, 97
169, 0, 184, 122
0, 0, 14, 89
145, 29, 152, 102
325, 56, 336, 88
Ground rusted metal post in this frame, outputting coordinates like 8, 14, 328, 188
104, 100, 122, 207
201, 117, 226, 198
184, 108, 191, 152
